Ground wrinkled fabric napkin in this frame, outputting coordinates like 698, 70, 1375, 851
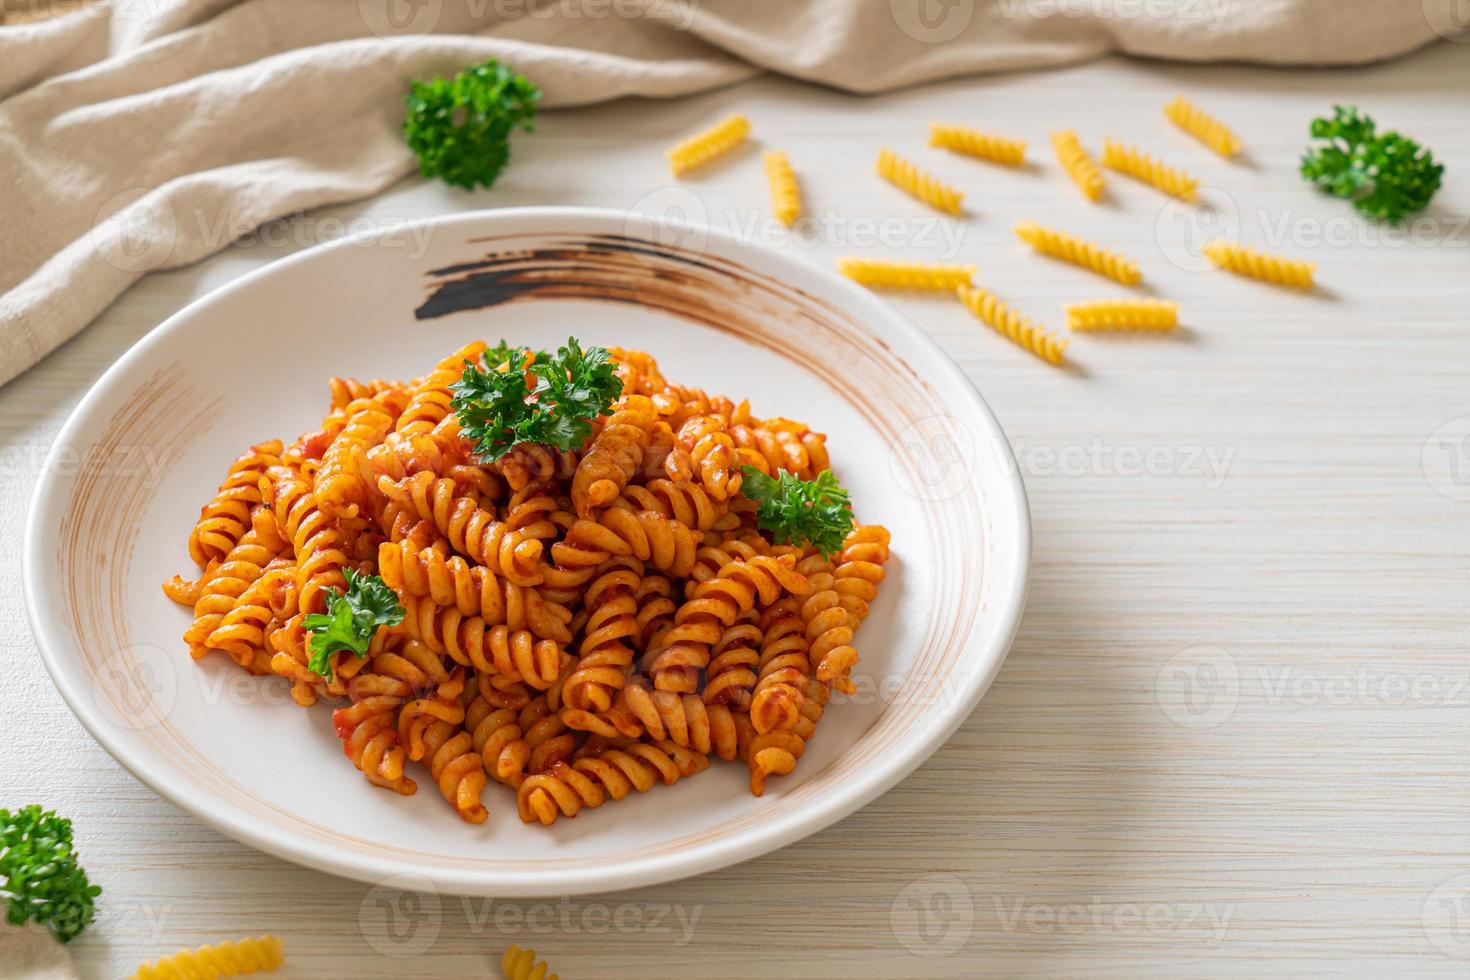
0, 0, 1454, 388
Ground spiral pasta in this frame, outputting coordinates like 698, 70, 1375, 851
876, 148, 964, 215
764, 150, 801, 226
1203, 239, 1316, 290
502, 945, 558, 980
1164, 96, 1241, 158
929, 122, 1025, 167
666, 113, 750, 176
837, 257, 975, 292
129, 935, 284, 980
1013, 221, 1142, 286
1051, 129, 1104, 202
957, 284, 1069, 367
165, 343, 894, 824
1101, 139, 1200, 200
1066, 299, 1180, 332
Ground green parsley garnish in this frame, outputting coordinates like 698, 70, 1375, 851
451, 337, 623, 461
740, 466, 855, 558
304, 570, 404, 681
1300, 105, 1443, 222
403, 58, 540, 191
1, 805, 100, 944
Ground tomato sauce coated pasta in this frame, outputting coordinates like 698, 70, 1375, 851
163, 344, 893, 824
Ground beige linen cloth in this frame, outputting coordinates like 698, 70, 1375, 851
0, 1, 1455, 388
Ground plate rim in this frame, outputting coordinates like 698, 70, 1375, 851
23, 205, 1032, 896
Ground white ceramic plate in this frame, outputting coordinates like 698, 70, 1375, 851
24, 207, 1030, 897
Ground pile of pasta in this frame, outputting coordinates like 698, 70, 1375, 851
163, 343, 891, 826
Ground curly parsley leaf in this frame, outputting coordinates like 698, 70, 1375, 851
451, 337, 623, 461
304, 570, 404, 681
740, 466, 855, 558
0, 805, 101, 944
1301, 105, 1443, 222
403, 58, 540, 191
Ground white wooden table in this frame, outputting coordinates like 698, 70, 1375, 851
4, 41, 1469, 979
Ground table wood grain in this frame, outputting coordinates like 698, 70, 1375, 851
4, 40, 1469, 979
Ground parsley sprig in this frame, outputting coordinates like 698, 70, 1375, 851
403, 59, 540, 190
451, 337, 623, 461
304, 570, 404, 681
740, 466, 855, 558
1, 806, 100, 944
1300, 105, 1443, 222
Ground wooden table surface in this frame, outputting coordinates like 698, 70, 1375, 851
4, 39, 1469, 980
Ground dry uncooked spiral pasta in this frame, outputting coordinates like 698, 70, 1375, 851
129, 935, 284, 980
666, 113, 750, 176
1164, 96, 1241, 158
1203, 239, 1316, 290
837, 257, 975, 292
1101, 139, 1200, 200
502, 945, 558, 980
187, 440, 282, 568
1066, 299, 1180, 332
957, 285, 1069, 367
1050, 129, 1104, 201
1013, 221, 1142, 286
876, 147, 964, 215
763, 150, 801, 226
929, 122, 1026, 166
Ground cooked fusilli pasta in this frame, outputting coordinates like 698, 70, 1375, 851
164, 343, 893, 825
1203, 239, 1317, 289
929, 122, 1026, 167
666, 114, 750, 177
1164, 96, 1241, 158
876, 148, 964, 215
1013, 221, 1142, 286
1101, 139, 1200, 200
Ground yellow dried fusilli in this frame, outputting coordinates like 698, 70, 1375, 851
1203, 239, 1316, 290
876, 148, 964, 215
1066, 299, 1180, 332
957, 285, 1069, 366
502, 945, 558, 980
1013, 221, 1141, 286
1101, 139, 1199, 200
1051, 130, 1104, 202
929, 122, 1026, 167
837, 257, 975, 292
1164, 96, 1241, 158
130, 935, 284, 980
666, 114, 750, 177
763, 150, 801, 226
